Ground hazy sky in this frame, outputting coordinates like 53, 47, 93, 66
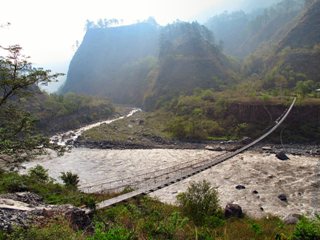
1, 0, 280, 92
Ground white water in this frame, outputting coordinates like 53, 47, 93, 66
50, 108, 141, 146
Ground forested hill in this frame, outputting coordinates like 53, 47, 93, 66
244, 0, 320, 89
205, 0, 305, 58
60, 19, 160, 105
143, 22, 237, 110
60, 21, 236, 107
279, 0, 320, 49
61, 0, 320, 110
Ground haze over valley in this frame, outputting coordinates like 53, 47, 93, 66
1, 0, 320, 238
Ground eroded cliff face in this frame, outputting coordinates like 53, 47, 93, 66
61, 21, 160, 105
227, 101, 320, 143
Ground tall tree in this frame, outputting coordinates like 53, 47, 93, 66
0, 45, 62, 160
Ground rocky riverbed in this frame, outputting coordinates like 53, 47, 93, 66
22, 147, 320, 219
17, 107, 320, 221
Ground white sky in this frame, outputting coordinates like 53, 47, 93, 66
0, 0, 279, 92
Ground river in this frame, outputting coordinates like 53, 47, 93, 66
22, 110, 320, 219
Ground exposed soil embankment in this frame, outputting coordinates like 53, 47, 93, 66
75, 101, 319, 152
225, 100, 320, 143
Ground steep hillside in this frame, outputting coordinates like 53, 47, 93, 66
205, 0, 304, 58
62, 21, 237, 108
60, 19, 160, 105
144, 22, 238, 110
279, 0, 320, 48
251, 0, 320, 88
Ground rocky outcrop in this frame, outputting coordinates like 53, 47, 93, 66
0, 192, 92, 232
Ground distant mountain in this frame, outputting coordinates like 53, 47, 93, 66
279, 0, 320, 48
205, 0, 304, 58
60, 19, 160, 105
61, 21, 236, 108
246, 0, 320, 88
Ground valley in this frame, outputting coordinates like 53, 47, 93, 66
1, 0, 320, 238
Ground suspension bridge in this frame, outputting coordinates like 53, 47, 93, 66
82, 98, 296, 210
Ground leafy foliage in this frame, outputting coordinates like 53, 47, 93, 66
34, 92, 114, 134
177, 180, 221, 225
0, 45, 61, 158
0, 167, 89, 206
60, 171, 80, 189
87, 223, 133, 240
292, 216, 320, 240
28, 164, 49, 183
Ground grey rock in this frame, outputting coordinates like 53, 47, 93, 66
236, 185, 246, 190
276, 151, 290, 161
262, 146, 272, 151
283, 214, 302, 225
278, 194, 288, 202
205, 145, 224, 151
0, 192, 92, 232
0, 192, 43, 206
65, 208, 92, 231
224, 203, 243, 218
240, 137, 252, 145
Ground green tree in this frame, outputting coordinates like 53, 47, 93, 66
0, 45, 62, 159
295, 80, 315, 98
60, 171, 79, 189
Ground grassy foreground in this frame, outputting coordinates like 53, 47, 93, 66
1, 168, 319, 240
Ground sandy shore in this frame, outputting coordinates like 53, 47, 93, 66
22, 148, 319, 219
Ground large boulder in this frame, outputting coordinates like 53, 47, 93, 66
278, 194, 288, 202
276, 151, 290, 161
224, 203, 243, 218
235, 185, 246, 190
283, 213, 302, 225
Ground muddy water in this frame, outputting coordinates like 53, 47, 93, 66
23, 148, 319, 218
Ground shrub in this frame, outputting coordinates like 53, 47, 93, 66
60, 172, 79, 188
87, 223, 134, 240
156, 212, 188, 238
0, 173, 28, 193
81, 195, 96, 210
177, 180, 221, 225
5, 217, 83, 240
292, 215, 320, 240
28, 165, 49, 182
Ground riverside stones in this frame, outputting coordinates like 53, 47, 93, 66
278, 194, 288, 202
235, 185, 246, 190
224, 203, 243, 218
0, 192, 92, 232
276, 151, 290, 161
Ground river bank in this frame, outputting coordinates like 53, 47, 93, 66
22, 148, 320, 219
16, 107, 320, 220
